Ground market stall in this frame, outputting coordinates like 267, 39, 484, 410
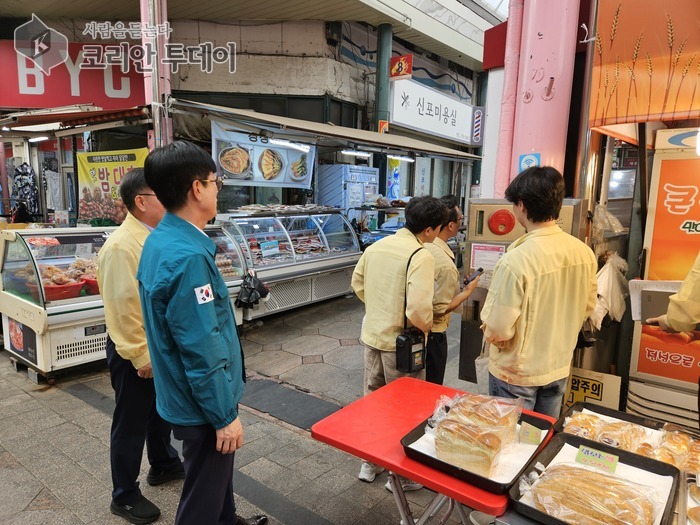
313, 377, 694, 525
0, 225, 246, 382
216, 205, 361, 320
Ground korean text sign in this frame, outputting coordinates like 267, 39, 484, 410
77, 148, 148, 224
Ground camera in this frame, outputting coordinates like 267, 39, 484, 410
396, 327, 426, 373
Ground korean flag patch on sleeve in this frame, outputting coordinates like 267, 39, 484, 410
194, 283, 214, 304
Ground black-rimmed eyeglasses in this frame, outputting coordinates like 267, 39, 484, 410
198, 177, 224, 191
137, 193, 157, 197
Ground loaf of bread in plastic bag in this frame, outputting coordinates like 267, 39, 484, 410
532, 463, 654, 525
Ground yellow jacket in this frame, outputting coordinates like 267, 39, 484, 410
481, 225, 597, 386
667, 251, 700, 332
97, 213, 151, 369
352, 228, 435, 351
425, 237, 459, 333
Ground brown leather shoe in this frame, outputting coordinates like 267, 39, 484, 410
235, 515, 268, 525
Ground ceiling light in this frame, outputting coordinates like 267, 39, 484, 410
268, 138, 310, 153
341, 150, 372, 158
387, 154, 415, 163
28, 136, 50, 142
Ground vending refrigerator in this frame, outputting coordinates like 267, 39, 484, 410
317, 165, 379, 224
627, 128, 700, 429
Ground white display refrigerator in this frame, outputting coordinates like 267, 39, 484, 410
627, 128, 700, 429
317, 165, 379, 224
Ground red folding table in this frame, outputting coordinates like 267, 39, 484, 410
311, 377, 555, 524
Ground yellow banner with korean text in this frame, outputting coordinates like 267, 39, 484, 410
77, 148, 149, 224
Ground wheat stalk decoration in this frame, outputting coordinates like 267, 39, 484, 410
625, 32, 643, 119
688, 59, 700, 119
646, 51, 654, 120
673, 53, 696, 117
610, 3, 621, 50
661, 14, 684, 114
594, 31, 604, 123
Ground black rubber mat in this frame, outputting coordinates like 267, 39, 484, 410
240, 378, 340, 431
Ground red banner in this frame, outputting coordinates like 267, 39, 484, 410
0, 40, 145, 110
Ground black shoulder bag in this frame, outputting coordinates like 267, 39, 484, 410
396, 248, 427, 373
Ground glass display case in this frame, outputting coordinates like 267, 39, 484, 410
0, 226, 247, 382
217, 210, 361, 320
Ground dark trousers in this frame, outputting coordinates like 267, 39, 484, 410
106, 335, 180, 504
172, 423, 237, 525
425, 331, 448, 385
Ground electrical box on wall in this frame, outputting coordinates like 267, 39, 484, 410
467, 198, 582, 243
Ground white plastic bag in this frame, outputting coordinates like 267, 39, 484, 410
589, 253, 630, 329
475, 338, 490, 395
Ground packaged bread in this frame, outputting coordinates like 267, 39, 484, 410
680, 441, 700, 472
633, 443, 679, 467
563, 412, 604, 440
445, 394, 522, 446
659, 429, 693, 457
434, 419, 501, 477
597, 421, 647, 451
532, 463, 655, 525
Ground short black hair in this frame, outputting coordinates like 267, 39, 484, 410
439, 194, 459, 228
119, 168, 150, 213
144, 140, 216, 211
405, 196, 447, 234
505, 166, 565, 222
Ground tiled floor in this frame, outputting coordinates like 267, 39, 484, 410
0, 293, 480, 524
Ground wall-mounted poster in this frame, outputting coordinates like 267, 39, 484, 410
77, 148, 149, 224
211, 120, 315, 189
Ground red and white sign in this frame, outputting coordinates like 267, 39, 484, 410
0, 40, 145, 110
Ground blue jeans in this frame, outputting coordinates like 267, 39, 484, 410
488, 373, 568, 418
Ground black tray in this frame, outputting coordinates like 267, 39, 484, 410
554, 401, 665, 434
508, 432, 680, 525
400, 412, 553, 494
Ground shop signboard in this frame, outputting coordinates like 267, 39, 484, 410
77, 148, 148, 224
211, 120, 315, 189
630, 129, 700, 391
390, 55, 413, 80
390, 79, 484, 146
1, 40, 145, 110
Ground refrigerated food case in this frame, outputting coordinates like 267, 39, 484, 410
217, 209, 361, 320
0, 226, 247, 381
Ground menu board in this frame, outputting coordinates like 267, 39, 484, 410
211, 119, 315, 189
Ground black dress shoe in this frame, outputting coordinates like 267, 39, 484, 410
235, 515, 268, 525
110, 495, 160, 524
146, 462, 185, 486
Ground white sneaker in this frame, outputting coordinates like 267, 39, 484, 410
358, 462, 385, 482
384, 477, 423, 492
469, 510, 496, 525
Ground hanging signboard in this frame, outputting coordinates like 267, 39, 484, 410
390, 54, 413, 80
77, 148, 148, 224
211, 120, 315, 189
390, 79, 484, 146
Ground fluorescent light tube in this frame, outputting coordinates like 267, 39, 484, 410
341, 150, 372, 158
268, 138, 310, 153
387, 154, 415, 163
28, 136, 50, 142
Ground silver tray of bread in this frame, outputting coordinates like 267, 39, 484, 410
509, 432, 679, 525
400, 394, 554, 494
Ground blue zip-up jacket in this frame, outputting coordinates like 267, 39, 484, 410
137, 212, 245, 429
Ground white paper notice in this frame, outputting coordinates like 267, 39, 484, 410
470, 243, 505, 271
628, 280, 682, 321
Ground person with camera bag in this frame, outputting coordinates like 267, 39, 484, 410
351, 195, 447, 492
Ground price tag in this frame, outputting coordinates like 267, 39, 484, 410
575, 445, 619, 474
518, 421, 542, 445
75, 243, 94, 258
260, 240, 279, 257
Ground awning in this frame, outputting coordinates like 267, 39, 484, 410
172, 99, 479, 162
0, 107, 150, 135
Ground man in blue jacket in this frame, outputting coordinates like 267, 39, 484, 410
137, 140, 267, 525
